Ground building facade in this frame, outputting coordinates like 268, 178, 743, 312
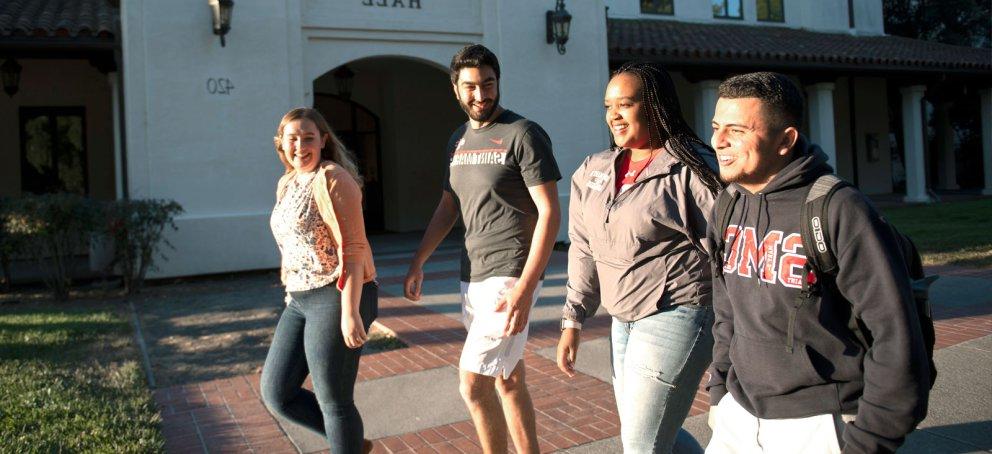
2, 0, 989, 278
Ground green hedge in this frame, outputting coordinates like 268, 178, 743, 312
0, 195, 183, 300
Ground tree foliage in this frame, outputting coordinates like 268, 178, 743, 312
884, 0, 991, 48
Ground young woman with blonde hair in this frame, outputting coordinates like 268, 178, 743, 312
260, 107, 377, 453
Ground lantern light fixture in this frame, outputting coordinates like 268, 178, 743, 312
209, 0, 234, 47
546, 0, 572, 55
1, 59, 22, 97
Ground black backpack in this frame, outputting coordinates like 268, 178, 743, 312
713, 174, 938, 388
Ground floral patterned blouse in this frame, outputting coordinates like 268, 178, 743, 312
269, 172, 339, 292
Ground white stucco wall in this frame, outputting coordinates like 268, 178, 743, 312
122, 0, 608, 277
0, 59, 116, 200
121, 0, 294, 277
604, 0, 884, 35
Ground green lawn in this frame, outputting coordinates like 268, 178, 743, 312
881, 199, 992, 268
0, 303, 164, 453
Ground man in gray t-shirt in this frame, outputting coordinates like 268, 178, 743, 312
405, 45, 560, 454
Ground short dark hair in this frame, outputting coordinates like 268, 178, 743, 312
449, 44, 501, 85
718, 72, 804, 129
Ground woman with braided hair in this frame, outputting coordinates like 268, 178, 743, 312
556, 61, 722, 453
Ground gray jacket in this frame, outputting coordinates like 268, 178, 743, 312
562, 147, 717, 325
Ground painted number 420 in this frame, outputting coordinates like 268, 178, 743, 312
206, 78, 234, 95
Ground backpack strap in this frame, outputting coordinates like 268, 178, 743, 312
799, 174, 848, 276
787, 174, 853, 353
711, 186, 741, 277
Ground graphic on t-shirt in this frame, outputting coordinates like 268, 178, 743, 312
450, 148, 509, 166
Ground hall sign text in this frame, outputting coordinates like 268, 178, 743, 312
362, 0, 422, 8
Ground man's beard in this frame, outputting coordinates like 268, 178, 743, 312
458, 92, 501, 122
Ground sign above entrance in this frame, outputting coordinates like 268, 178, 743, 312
302, 0, 480, 42
362, 0, 422, 8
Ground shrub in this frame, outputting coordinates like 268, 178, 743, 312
5, 194, 99, 301
0, 198, 29, 292
101, 199, 184, 294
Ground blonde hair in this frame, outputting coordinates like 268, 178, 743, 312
273, 107, 362, 186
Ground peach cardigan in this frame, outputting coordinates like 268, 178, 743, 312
276, 162, 377, 290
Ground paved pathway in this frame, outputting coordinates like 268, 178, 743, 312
153, 241, 992, 453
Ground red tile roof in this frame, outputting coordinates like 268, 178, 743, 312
0, 0, 118, 39
609, 18, 992, 74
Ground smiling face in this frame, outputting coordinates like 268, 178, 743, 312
710, 97, 795, 193
604, 73, 651, 151
279, 118, 327, 173
453, 65, 500, 124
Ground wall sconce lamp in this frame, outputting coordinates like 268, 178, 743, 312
546, 0, 572, 55
209, 0, 234, 47
1, 59, 21, 97
333, 65, 355, 100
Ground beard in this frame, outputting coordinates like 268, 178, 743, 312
458, 92, 501, 122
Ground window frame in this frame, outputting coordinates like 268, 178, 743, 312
756, 0, 785, 22
640, 0, 675, 16
712, 0, 744, 20
19, 106, 89, 196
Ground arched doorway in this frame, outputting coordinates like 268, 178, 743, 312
313, 57, 464, 233
314, 93, 385, 231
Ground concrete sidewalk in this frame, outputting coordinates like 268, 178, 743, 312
154, 240, 992, 453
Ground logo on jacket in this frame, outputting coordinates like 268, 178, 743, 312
722, 225, 807, 289
489, 138, 504, 145
587, 171, 609, 192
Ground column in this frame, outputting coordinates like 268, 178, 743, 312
806, 83, 838, 169
933, 101, 957, 190
981, 88, 992, 195
901, 85, 930, 203
109, 71, 124, 200
695, 80, 721, 142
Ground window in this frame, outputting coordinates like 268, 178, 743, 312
757, 0, 784, 22
712, 0, 743, 19
641, 0, 674, 15
20, 107, 88, 195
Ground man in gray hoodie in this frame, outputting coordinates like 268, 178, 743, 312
705, 72, 930, 454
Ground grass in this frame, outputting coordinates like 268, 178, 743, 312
363, 329, 408, 354
0, 303, 164, 453
881, 199, 992, 268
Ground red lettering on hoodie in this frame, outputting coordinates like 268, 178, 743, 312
724, 227, 807, 289
778, 233, 806, 289
722, 225, 741, 273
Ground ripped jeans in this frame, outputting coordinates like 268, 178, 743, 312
611, 303, 714, 454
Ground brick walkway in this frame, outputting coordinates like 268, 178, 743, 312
154, 262, 992, 453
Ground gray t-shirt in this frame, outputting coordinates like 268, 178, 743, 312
444, 110, 561, 282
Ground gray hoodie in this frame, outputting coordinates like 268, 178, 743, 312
707, 137, 930, 454
563, 146, 717, 325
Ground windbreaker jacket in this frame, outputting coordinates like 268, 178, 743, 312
706, 137, 930, 454
562, 146, 717, 325
277, 163, 377, 289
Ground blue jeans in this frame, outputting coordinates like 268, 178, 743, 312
611, 303, 714, 454
260, 282, 378, 454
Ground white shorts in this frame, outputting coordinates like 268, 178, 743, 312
459, 276, 543, 380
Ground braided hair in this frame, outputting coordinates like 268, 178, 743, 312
612, 61, 724, 195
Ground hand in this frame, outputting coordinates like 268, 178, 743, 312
403, 266, 423, 301
496, 285, 533, 336
341, 313, 368, 349
557, 328, 580, 377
